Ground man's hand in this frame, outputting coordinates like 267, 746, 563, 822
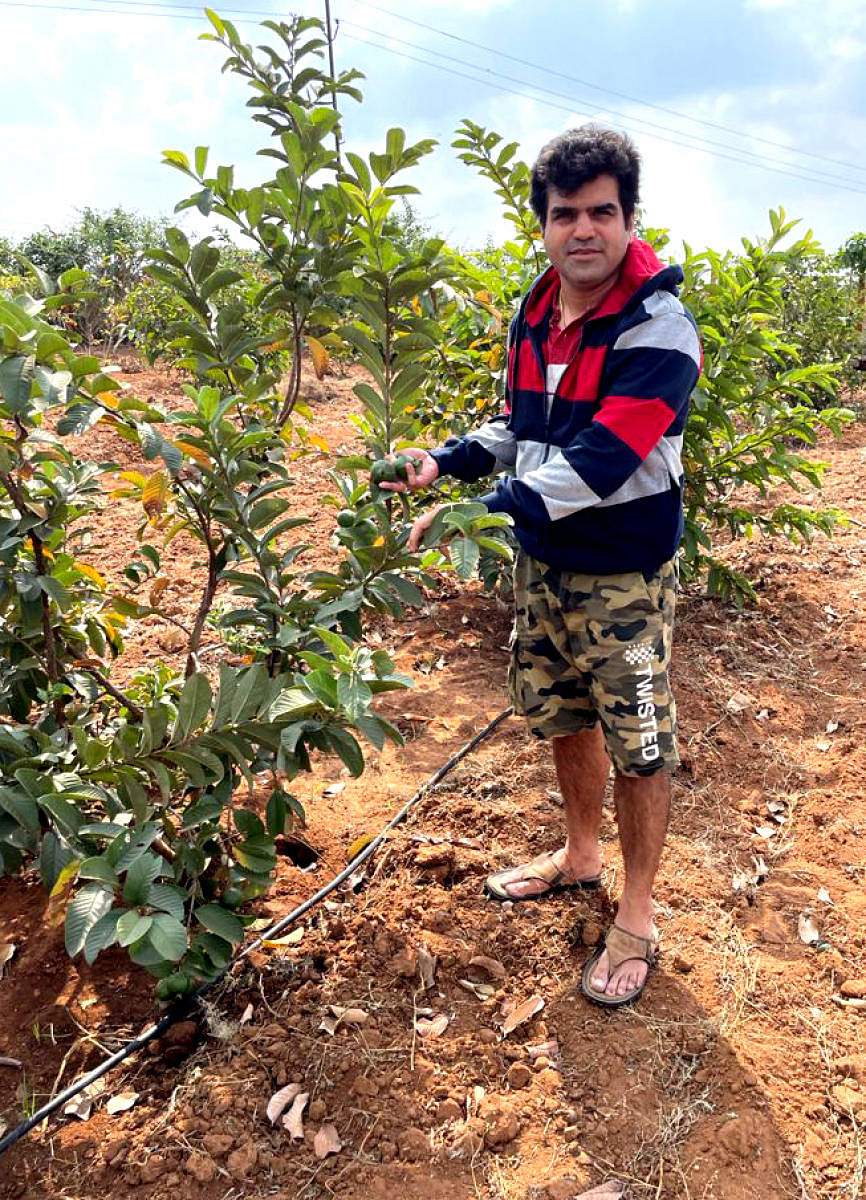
376, 448, 439, 493
407, 503, 446, 552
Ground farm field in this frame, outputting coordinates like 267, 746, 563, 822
1, 359, 864, 1200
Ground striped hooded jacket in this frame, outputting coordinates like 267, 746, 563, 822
430, 239, 701, 576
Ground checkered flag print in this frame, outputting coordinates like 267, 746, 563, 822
623, 641, 655, 667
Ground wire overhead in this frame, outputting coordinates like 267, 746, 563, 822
2, 0, 864, 196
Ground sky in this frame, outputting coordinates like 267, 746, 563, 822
1, 0, 865, 261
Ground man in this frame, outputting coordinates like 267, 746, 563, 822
380, 125, 701, 1007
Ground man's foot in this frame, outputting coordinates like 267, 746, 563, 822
583, 907, 658, 1004
484, 846, 603, 902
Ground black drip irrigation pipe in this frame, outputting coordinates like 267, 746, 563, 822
0, 705, 513, 1157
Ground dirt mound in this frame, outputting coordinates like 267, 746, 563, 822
1, 370, 865, 1199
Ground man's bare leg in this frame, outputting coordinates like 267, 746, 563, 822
590, 769, 670, 997
493, 724, 607, 899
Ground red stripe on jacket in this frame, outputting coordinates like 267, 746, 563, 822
594, 395, 676, 459
557, 346, 607, 403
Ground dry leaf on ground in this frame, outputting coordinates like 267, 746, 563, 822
106, 1092, 139, 1115
240, 1003, 254, 1024
418, 946, 437, 991
0, 944, 15, 979
324, 782, 346, 797
263, 927, 304, 948
283, 1092, 309, 1140
267, 1083, 303, 1125
415, 1013, 449, 1037
798, 912, 822, 945
63, 1076, 106, 1119
459, 979, 496, 1000
502, 995, 544, 1036
527, 1039, 559, 1061
468, 955, 507, 980
313, 1124, 342, 1158
319, 1005, 369, 1036
817, 887, 833, 904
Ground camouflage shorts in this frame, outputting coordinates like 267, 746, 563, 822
509, 553, 679, 775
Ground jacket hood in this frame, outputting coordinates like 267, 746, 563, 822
524, 238, 683, 328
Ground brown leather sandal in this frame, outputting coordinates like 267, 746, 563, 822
484, 851, 602, 903
580, 924, 658, 1008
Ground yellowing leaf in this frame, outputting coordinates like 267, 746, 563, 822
410, 296, 422, 315
346, 834, 375, 861
474, 290, 491, 303
372, 535, 385, 547
74, 561, 106, 589
148, 577, 170, 608
46, 859, 82, 927
116, 470, 148, 488
308, 336, 330, 380
307, 433, 329, 454
95, 391, 119, 409
173, 441, 211, 469
262, 927, 304, 949
142, 471, 169, 520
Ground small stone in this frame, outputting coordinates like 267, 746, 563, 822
477, 1028, 498, 1045
308, 1099, 327, 1122
672, 954, 693, 974
437, 1099, 463, 1122
203, 1133, 234, 1158
546, 1178, 584, 1200
840, 979, 866, 999
581, 921, 602, 946
390, 947, 417, 978
484, 1115, 521, 1147
226, 1140, 258, 1177
185, 1154, 216, 1184
830, 1083, 865, 1114
836, 1054, 866, 1082
397, 1126, 429, 1161
533, 1055, 552, 1071
414, 844, 455, 874
422, 908, 453, 932
450, 1127, 484, 1158
139, 1156, 167, 1183
506, 1062, 532, 1089
102, 1139, 128, 1165
536, 1067, 563, 1091
373, 931, 391, 957
352, 1075, 380, 1098
380, 1140, 397, 1162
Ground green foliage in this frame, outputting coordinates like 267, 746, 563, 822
681, 210, 853, 600
10, 207, 169, 345
778, 243, 860, 393
158, 11, 364, 422
0, 255, 410, 993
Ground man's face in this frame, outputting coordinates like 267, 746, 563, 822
541, 174, 633, 296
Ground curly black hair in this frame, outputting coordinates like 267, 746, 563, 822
530, 125, 641, 227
